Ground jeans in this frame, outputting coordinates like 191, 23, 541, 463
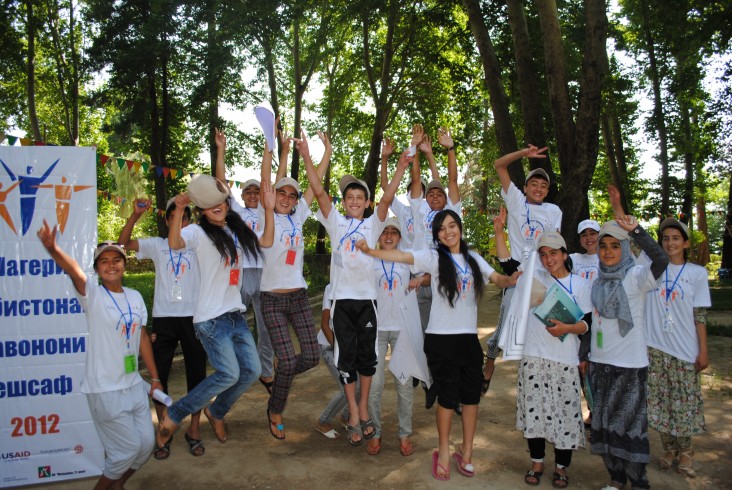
241, 268, 273, 378
318, 344, 359, 424
486, 286, 514, 359
368, 330, 413, 439
168, 310, 261, 424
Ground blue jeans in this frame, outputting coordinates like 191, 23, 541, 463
168, 310, 261, 424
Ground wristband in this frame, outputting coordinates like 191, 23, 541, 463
446, 146, 455, 152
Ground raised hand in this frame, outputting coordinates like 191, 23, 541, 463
381, 137, 396, 159
437, 127, 454, 149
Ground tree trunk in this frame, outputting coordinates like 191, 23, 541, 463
25, 0, 42, 141
147, 66, 166, 237
695, 193, 709, 266
610, 112, 630, 208
679, 100, 694, 224
206, 0, 220, 171
462, 0, 522, 185
70, 0, 79, 145
641, 0, 671, 217
721, 172, 732, 269
602, 112, 628, 213
506, 0, 556, 201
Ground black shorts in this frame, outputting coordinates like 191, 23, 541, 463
424, 333, 483, 408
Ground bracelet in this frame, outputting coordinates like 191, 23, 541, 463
150, 378, 161, 382
446, 145, 455, 152
579, 321, 589, 334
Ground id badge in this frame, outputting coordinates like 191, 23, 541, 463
333, 251, 344, 268
286, 249, 296, 265
663, 315, 674, 332
229, 268, 241, 286
171, 283, 183, 302
596, 330, 603, 349
124, 354, 137, 374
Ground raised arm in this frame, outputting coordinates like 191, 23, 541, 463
167, 193, 190, 250
615, 215, 668, 279
355, 238, 415, 265
380, 136, 396, 191
494, 145, 547, 193
418, 134, 440, 181
37, 220, 87, 295
437, 127, 459, 203
118, 198, 151, 252
302, 131, 332, 206
493, 207, 510, 260
214, 128, 227, 183
377, 149, 413, 221
608, 184, 625, 217
259, 180, 276, 248
297, 131, 331, 218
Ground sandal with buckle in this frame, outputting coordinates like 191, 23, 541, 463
345, 423, 363, 446
184, 433, 205, 457
552, 469, 569, 488
360, 418, 376, 439
658, 449, 677, 470
153, 434, 172, 460
677, 449, 696, 477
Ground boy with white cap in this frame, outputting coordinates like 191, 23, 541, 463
299, 132, 413, 446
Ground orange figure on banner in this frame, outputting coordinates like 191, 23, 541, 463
0, 180, 22, 234
35, 176, 93, 233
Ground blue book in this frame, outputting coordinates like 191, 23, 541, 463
531, 283, 584, 342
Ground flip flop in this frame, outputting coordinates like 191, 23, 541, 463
203, 406, 227, 443
452, 449, 475, 477
259, 377, 274, 395
366, 437, 381, 456
153, 434, 172, 460
432, 450, 450, 481
360, 418, 376, 439
267, 408, 285, 440
345, 423, 363, 446
184, 433, 205, 457
315, 425, 340, 439
399, 439, 414, 457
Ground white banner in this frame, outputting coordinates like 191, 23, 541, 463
498, 250, 538, 360
0, 147, 104, 488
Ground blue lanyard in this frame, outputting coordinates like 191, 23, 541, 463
168, 247, 183, 279
285, 214, 298, 242
381, 260, 395, 289
103, 285, 133, 349
450, 254, 470, 291
525, 203, 537, 235
664, 262, 686, 301
425, 210, 438, 229
339, 218, 364, 250
553, 274, 576, 304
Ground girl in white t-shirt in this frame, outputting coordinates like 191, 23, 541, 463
645, 218, 711, 477
589, 217, 668, 490
38, 222, 161, 489
357, 210, 516, 481
517, 232, 592, 488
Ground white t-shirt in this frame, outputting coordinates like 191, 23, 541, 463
259, 197, 311, 291
181, 224, 246, 323
136, 237, 199, 317
590, 265, 657, 368
411, 249, 495, 335
390, 197, 415, 250
645, 262, 711, 364
317, 204, 387, 301
372, 258, 415, 332
523, 270, 592, 365
570, 253, 599, 283
76, 277, 148, 394
407, 195, 463, 251
230, 200, 263, 268
502, 182, 562, 262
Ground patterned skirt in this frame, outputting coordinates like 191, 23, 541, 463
647, 347, 706, 437
515, 355, 585, 450
589, 361, 650, 463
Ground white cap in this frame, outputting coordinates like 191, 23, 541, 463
383, 216, 401, 233
659, 218, 689, 240
339, 175, 370, 201
241, 179, 260, 191
577, 219, 600, 234
94, 242, 126, 265
598, 221, 630, 241
186, 175, 231, 208
274, 177, 300, 195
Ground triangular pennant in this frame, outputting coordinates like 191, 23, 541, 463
126, 160, 134, 171
163, 167, 170, 178
33, 140, 46, 146
170, 168, 178, 179
156, 167, 163, 177
117, 158, 125, 169
20, 138, 32, 146
7, 135, 18, 145
100, 155, 110, 165
141, 162, 149, 172
133, 162, 142, 173
97, 190, 103, 196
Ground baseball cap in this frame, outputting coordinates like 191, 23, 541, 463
274, 177, 301, 195
537, 231, 566, 251
339, 175, 370, 201
598, 221, 629, 241
241, 179, 261, 191
426, 179, 446, 194
525, 168, 550, 184
94, 241, 126, 265
186, 174, 231, 209
577, 219, 600, 234
383, 216, 402, 234
659, 217, 689, 240
408, 177, 428, 195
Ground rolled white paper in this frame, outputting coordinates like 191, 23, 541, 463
142, 381, 173, 407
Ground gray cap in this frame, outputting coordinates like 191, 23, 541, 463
525, 168, 550, 184
426, 179, 446, 194
537, 231, 566, 250
274, 177, 301, 195
94, 242, 126, 264
339, 175, 370, 201
598, 220, 630, 241
383, 216, 401, 233
659, 217, 689, 240
241, 179, 261, 191
186, 175, 231, 208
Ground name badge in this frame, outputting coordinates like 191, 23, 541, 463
229, 268, 241, 286
333, 251, 343, 268
596, 330, 603, 349
286, 249, 296, 265
124, 354, 137, 374
171, 284, 183, 302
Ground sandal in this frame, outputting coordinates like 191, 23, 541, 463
345, 423, 363, 446
366, 437, 381, 455
184, 433, 205, 457
524, 469, 543, 486
452, 446, 475, 477
399, 438, 414, 457
203, 406, 227, 443
153, 434, 172, 460
677, 449, 696, 477
360, 418, 376, 439
552, 470, 569, 488
267, 408, 285, 440
259, 377, 274, 395
658, 449, 677, 470
431, 450, 450, 481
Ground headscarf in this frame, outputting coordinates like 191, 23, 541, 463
591, 230, 636, 337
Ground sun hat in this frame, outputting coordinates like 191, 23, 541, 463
339, 175, 370, 201
186, 174, 231, 209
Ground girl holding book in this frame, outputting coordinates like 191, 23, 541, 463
518, 232, 592, 489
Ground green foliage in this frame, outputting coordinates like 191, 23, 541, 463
123, 272, 155, 326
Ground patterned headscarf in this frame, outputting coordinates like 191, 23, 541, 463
591, 233, 636, 337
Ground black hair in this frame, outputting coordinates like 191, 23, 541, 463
166, 203, 191, 222
197, 199, 261, 265
342, 182, 368, 200
431, 209, 484, 307
542, 246, 574, 275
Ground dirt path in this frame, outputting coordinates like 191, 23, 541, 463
40, 286, 732, 489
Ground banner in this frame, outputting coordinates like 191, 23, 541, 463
0, 147, 103, 487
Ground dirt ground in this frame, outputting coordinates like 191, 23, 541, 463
38, 285, 732, 490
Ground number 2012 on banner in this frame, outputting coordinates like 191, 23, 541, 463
11, 414, 61, 437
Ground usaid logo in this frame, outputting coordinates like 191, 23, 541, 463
2, 451, 31, 460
